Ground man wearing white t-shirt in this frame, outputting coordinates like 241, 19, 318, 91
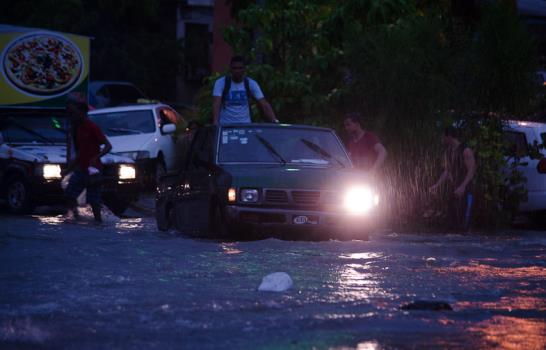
212, 56, 278, 125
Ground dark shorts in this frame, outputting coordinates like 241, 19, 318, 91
65, 169, 101, 205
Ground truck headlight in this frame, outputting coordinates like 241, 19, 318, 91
43, 164, 62, 179
119, 164, 136, 180
344, 186, 378, 214
241, 189, 259, 203
228, 187, 237, 203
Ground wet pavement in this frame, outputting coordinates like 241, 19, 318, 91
0, 205, 545, 349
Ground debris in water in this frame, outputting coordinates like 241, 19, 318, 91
258, 272, 293, 292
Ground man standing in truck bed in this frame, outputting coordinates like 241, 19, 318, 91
212, 56, 278, 125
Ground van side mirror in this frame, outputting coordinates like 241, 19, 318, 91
161, 124, 176, 134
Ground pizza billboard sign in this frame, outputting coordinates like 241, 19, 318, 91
0, 25, 90, 108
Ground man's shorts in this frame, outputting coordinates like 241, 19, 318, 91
65, 169, 101, 205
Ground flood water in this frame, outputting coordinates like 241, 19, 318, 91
0, 210, 545, 349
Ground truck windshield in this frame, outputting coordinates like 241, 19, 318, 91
90, 110, 155, 136
218, 126, 350, 167
1, 115, 67, 144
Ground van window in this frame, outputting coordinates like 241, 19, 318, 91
90, 110, 155, 136
503, 131, 528, 158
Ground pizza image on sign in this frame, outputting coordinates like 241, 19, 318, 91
2, 33, 83, 96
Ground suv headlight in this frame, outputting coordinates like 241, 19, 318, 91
115, 151, 150, 160
119, 164, 136, 180
241, 189, 259, 203
344, 186, 378, 214
42, 164, 62, 179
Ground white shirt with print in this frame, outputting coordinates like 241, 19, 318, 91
213, 77, 264, 124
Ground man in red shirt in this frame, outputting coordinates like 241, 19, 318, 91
343, 113, 387, 173
64, 93, 112, 222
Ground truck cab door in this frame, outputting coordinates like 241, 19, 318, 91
173, 127, 215, 234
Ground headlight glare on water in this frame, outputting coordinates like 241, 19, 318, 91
344, 186, 376, 214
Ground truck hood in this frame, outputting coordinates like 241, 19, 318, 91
0, 143, 134, 164
221, 164, 372, 190
107, 133, 155, 154
0, 144, 67, 163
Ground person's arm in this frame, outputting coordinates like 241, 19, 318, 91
249, 79, 278, 123
430, 153, 449, 192
89, 123, 112, 167
63, 127, 77, 175
212, 96, 222, 125
454, 148, 476, 197
212, 78, 224, 125
370, 142, 387, 173
89, 137, 112, 168
257, 98, 278, 123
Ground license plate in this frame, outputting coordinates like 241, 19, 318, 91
293, 215, 318, 225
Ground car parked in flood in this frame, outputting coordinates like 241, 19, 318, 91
503, 120, 546, 220
0, 109, 140, 214
155, 123, 379, 240
89, 104, 184, 187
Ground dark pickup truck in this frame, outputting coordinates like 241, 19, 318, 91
156, 123, 380, 240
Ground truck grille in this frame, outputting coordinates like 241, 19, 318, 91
291, 191, 321, 205
265, 190, 289, 203
263, 188, 338, 208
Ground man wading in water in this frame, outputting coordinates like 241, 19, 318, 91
429, 126, 477, 231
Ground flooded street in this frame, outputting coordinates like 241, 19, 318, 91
1, 209, 545, 349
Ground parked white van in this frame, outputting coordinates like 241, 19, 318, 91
89, 104, 184, 187
504, 120, 546, 216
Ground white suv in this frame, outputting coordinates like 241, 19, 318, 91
503, 120, 546, 214
89, 104, 184, 187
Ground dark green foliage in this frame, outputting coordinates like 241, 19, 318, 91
207, 0, 538, 231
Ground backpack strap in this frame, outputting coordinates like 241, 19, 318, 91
220, 76, 231, 110
244, 77, 253, 117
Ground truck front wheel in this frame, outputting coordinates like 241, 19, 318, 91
6, 177, 33, 214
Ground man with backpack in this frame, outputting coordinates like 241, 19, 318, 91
212, 56, 278, 125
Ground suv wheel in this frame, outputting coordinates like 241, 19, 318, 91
156, 200, 172, 231
6, 177, 33, 214
155, 160, 166, 186
208, 203, 230, 238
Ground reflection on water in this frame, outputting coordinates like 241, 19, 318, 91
340, 252, 384, 260
436, 261, 546, 279
221, 243, 243, 255
115, 218, 143, 231
356, 341, 381, 350
333, 253, 390, 302
35, 215, 64, 226
330, 340, 381, 350
469, 316, 546, 350
457, 296, 546, 312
